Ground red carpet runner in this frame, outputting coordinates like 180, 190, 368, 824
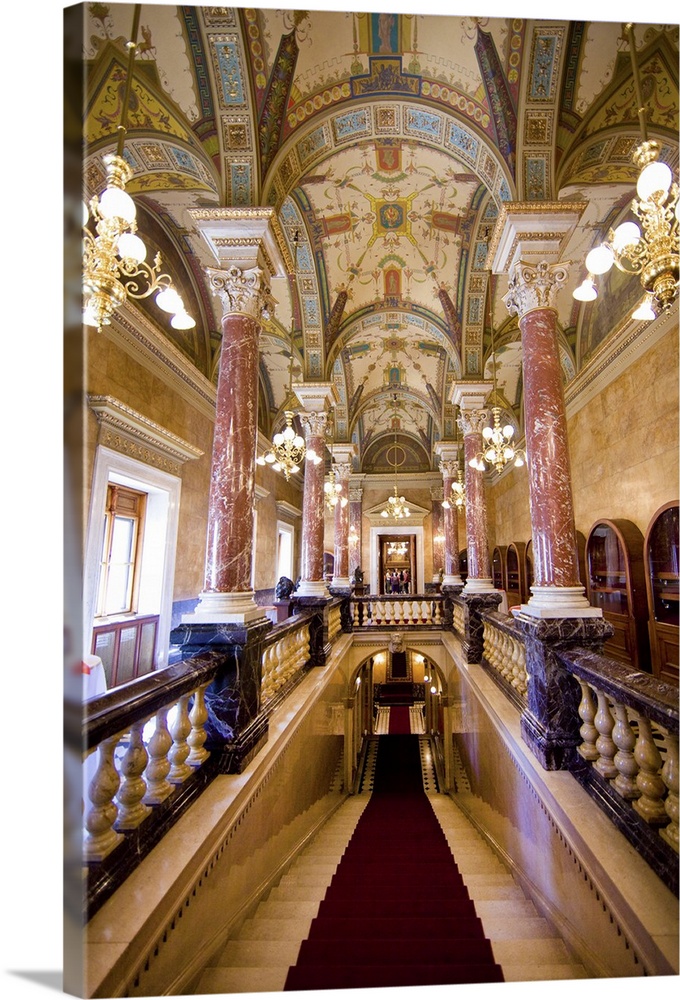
284, 735, 504, 990
388, 704, 411, 734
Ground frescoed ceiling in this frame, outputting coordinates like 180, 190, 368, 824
81, 5, 679, 474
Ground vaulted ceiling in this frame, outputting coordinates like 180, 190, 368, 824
81, 6, 679, 476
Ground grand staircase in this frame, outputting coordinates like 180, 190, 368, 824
195, 725, 590, 994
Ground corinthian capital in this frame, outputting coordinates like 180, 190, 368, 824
299, 410, 329, 439
334, 462, 352, 482
458, 408, 489, 437
439, 459, 459, 481
503, 259, 570, 319
207, 265, 270, 321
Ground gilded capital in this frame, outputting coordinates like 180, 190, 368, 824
504, 259, 570, 319
334, 462, 352, 482
300, 410, 329, 439
439, 459, 459, 481
207, 265, 270, 321
458, 408, 489, 437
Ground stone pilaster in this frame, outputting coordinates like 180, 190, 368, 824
348, 486, 363, 582
297, 410, 330, 597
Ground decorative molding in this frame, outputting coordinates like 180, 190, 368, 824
254, 484, 270, 507
107, 304, 217, 422
88, 395, 204, 475
565, 304, 677, 419
276, 500, 302, 521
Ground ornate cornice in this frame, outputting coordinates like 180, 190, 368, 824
88, 395, 204, 475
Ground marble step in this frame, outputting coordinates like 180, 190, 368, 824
502, 963, 590, 981
196, 965, 289, 994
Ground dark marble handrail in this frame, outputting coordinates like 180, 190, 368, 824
72, 651, 224, 753
556, 648, 678, 733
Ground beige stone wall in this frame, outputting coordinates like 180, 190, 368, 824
85, 330, 214, 603
487, 324, 679, 554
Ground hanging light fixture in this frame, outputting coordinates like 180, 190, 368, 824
324, 463, 348, 510
82, 5, 195, 333
387, 540, 408, 556
573, 24, 678, 318
380, 395, 411, 520
257, 231, 319, 480
469, 319, 525, 474
442, 408, 467, 510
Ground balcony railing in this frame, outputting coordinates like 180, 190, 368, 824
350, 593, 445, 628
477, 607, 678, 892
69, 607, 324, 919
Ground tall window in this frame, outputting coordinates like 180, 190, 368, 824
96, 484, 146, 618
277, 522, 294, 582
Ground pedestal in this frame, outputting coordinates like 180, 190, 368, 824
291, 596, 331, 664
169, 618, 272, 772
514, 614, 614, 770
461, 592, 502, 662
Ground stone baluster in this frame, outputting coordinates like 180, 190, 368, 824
143, 708, 173, 805
593, 691, 618, 780
660, 734, 678, 850
610, 702, 641, 800
83, 735, 124, 861
187, 684, 211, 768
633, 717, 669, 826
168, 694, 193, 784
115, 720, 151, 830
576, 681, 599, 762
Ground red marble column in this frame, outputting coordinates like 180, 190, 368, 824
331, 461, 352, 589
460, 409, 494, 591
348, 488, 363, 580
430, 487, 445, 581
297, 411, 329, 597
189, 264, 268, 623
504, 260, 598, 618
439, 460, 462, 586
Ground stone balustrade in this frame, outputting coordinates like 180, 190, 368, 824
556, 647, 679, 892
260, 621, 311, 703
482, 611, 528, 701
350, 594, 444, 628
451, 597, 465, 639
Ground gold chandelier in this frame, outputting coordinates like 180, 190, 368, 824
324, 464, 348, 510
82, 6, 194, 333
442, 411, 466, 510
573, 24, 678, 319
380, 396, 411, 520
387, 539, 407, 556
257, 231, 320, 480
469, 322, 525, 474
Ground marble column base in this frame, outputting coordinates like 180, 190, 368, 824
463, 577, 495, 593
169, 618, 272, 772
462, 591, 503, 662
442, 574, 463, 587
295, 580, 328, 598
521, 585, 602, 619
330, 576, 351, 591
514, 614, 614, 771
184, 590, 268, 625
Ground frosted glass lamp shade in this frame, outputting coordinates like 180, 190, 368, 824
99, 186, 137, 223
585, 245, 614, 275
637, 160, 672, 202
